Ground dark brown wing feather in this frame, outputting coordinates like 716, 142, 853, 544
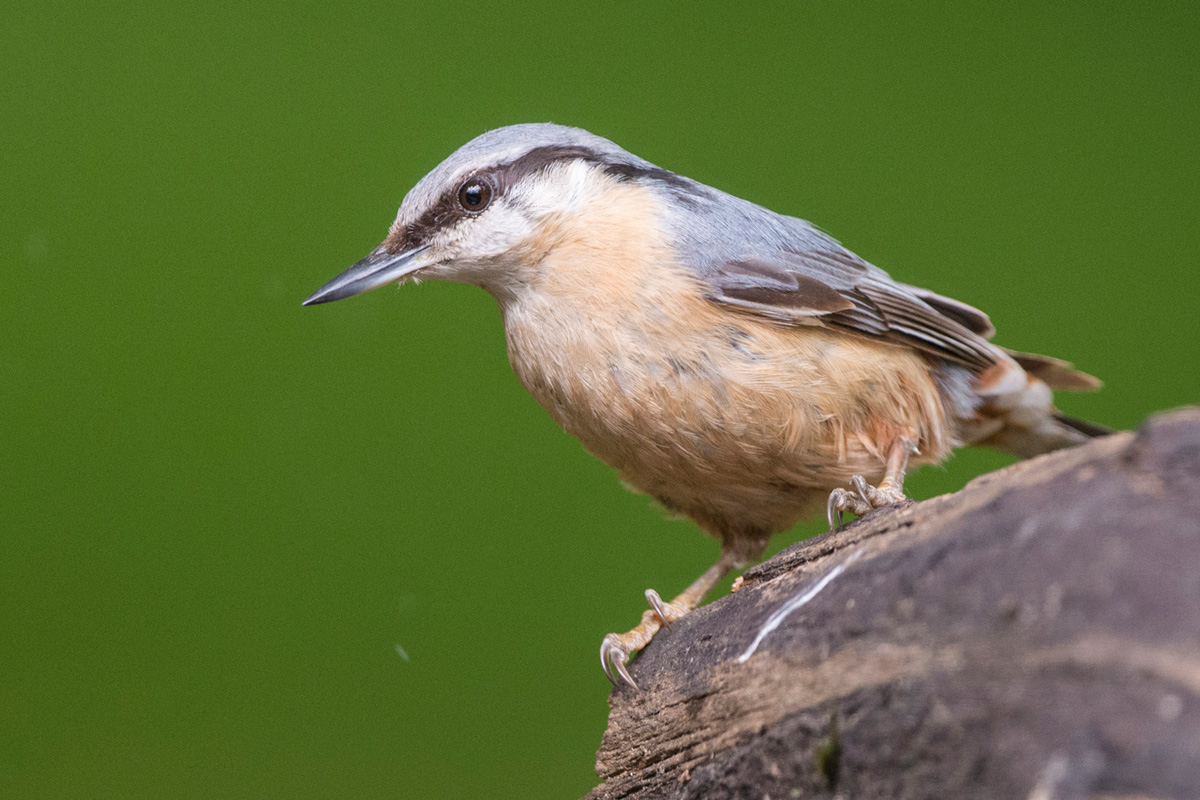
716, 258, 855, 314
1004, 349, 1102, 391
899, 284, 996, 339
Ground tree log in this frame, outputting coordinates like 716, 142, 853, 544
586, 408, 1200, 800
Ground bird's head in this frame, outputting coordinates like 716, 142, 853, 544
303, 123, 693, 306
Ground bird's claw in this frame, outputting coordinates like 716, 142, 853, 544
600, 633, 638, 689
827, 491, 843, 532
645, 588, 689, 628
850, 475, 874, 506
827, 475, 908, 533
827, 486, 870, 532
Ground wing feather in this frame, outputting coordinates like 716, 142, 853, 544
707, 246, 1001, 371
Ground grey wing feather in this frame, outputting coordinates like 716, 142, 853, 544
668, 189, 1002, 371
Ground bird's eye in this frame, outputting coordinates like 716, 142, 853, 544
457, 177, 492, 212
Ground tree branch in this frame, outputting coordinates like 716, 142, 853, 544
586, 408, 1200, 800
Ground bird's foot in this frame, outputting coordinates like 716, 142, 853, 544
827, 475, 909, 532
600, 589, 693, 689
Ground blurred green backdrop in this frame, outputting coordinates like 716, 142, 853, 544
2, 2, 1197, 798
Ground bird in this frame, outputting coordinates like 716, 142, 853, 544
303, 123, 1106, 688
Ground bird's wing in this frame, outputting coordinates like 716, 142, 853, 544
895, 283, 995, 339
705, 246, 1001, 371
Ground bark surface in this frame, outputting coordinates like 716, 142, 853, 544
585, 408, 1200, 800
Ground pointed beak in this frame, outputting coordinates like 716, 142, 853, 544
302, 244, 433, 306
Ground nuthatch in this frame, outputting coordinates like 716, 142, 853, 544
304, 123, 1106, 688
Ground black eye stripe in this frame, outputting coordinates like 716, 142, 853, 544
399, 146, 703, 252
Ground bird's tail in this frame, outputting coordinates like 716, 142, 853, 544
961, 349, 1111, 459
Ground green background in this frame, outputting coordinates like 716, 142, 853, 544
3, 3, 1197, 797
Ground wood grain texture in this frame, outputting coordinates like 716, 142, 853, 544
585, 408, 1200, 800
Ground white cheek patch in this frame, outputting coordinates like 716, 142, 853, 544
447, 202, 534, 259
512, 160, 595, 217
558, 160, 594, 212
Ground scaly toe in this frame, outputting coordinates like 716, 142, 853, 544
645, 589, 688, 628
850, 475, 909, 509
874, 486, 908, 506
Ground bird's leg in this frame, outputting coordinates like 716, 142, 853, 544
827, 436, 919, 532
859, 434, 917, 505
601, 546, 746, 688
